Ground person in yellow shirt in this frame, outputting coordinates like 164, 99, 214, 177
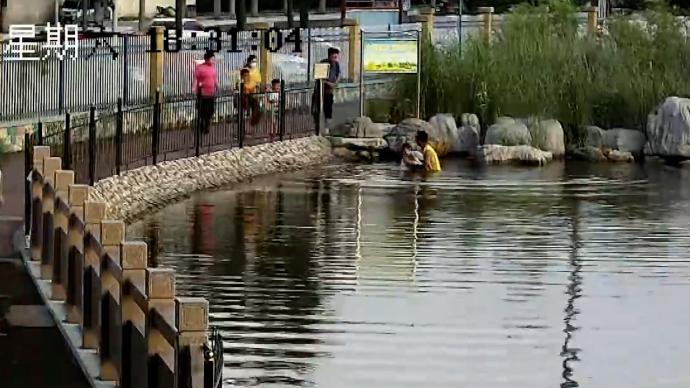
415, 131, 442, 172
242, 55, 263, 92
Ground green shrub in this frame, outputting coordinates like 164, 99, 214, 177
396, 0, 690, 146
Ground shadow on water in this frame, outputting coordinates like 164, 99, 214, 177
127, 159, 690, 388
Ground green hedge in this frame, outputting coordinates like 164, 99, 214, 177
396, 0, 690, 145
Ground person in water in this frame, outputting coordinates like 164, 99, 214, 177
415, 130, 441, 172
400, 143, 424, 171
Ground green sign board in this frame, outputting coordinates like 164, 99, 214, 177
362, 38, 418, 74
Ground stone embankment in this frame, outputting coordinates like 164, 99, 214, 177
89, 136, 332, 223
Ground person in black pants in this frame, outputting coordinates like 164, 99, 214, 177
313, 47, 340, 130
193, 51, 218, 134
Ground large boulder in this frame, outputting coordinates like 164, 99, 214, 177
603, 128, 646, 154
428, 114, 460, 156
461, 113, 480, 132
485, 118, 532, 146
384, 118, 434, 154
477, 145, 553, 165
457, 126, 480, 155
330, 116, 384, 138
571, 146, 607, 162
646, 97, 690, 158
523, 118, 565, 157
586, 126, 606, 148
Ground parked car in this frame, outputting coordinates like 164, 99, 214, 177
60, 0, 114, 25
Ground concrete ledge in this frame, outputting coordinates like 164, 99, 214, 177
12, 231, 115, 388
89, 136, 333, 224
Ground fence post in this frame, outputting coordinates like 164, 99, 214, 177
40, 157, 61, 280
59, 59, 65, 114
344, 19, 360, 83
121, 241, 148, 388
279, 80, 286, 141
89, 106, 97, 185
153, 90, 161, 165
195, 90, 201, 158
238, 83, 245, 148
100, 220, 125, 382
66, 184, 90, 325
150, 26, 165, 103
256, 23, 272, 86
116, 98, 124, 175
586, 5, 598, 35
64, 115, 72, 170
146, 268, 177, 388
315, 80, 322, 137
37, 121, 44, 145
82, 200, 107, 349
24, 132, 32, 235
176, 298, 209, 388
478, 7, 493, 44
51, 170, 74, 300
31, 146, 51, 262
123, 35, 130, 105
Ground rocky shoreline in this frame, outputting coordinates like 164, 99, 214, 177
328, 96, 690, 166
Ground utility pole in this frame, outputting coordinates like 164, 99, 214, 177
237, 0, 246, 30
139, 0, 146, 31
299, 0, 309, 29
287, 0, 294, 28
175, 0, 185, 35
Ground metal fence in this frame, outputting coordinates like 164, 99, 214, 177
1, 26, 355, 122
25, 84, 320, 185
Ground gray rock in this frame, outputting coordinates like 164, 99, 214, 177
571, 146, 607, 162
328, 137, 388, 149
586, 126, 605, 148
523, 118, 565, 157
485, 119, 532, 146
646, 96, 690, 158
477, 144, 552, 165
457, 126, 479, 155
384, 118, 433, 154
606, 149, 635, 162
461, 113, 480, 131
603, 128, 646, 154
428, 113, 459, 156
330, 116, 383, 138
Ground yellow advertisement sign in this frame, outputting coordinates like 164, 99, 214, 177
363, 39, 418, 74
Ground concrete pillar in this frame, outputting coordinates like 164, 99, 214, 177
585, 6, 597, 34
40, 179, 56, 280
66, 184, 90, 325
120, 241, 148, 388
229, 0, 236, 18
31, 146, 51, 263
82, 200, 107, 350
150, 26, 165, 102
99, 220, 125, 382
51, 170, 74, 301
176, 298, 209, 388
256, 22, 272, 86
146, 268, 177, 382
318, 0, 326, 13
344, 19, 360, 83
139, 0, 146, 31
43, 157, 61, 189
478, 7, 493, 44
214, 0, 221, 16
283, 0, 288, 13
250, 0, 258, 17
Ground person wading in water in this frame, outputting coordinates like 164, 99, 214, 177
415, 131, 442, 172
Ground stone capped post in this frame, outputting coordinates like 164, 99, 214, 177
121, 241, 149, 388
147, 268, 177, 388
82, 200, 107, 349
51, 170, 74, 300
176, 297, 209, 388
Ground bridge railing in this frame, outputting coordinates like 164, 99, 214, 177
28, 145, 224, 388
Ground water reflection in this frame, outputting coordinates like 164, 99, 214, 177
127, 160, 690, 388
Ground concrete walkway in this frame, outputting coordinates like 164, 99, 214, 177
0, 256, 90, 388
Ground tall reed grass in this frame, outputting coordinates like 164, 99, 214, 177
398, 0, 690, 145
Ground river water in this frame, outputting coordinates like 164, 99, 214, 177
127, 160, 690, 388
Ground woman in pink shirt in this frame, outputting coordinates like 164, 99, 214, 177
193, 51, 218, 134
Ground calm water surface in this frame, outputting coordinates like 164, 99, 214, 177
127, 160, 690, 388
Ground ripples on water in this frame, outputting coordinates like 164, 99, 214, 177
127, 160, 690, 388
